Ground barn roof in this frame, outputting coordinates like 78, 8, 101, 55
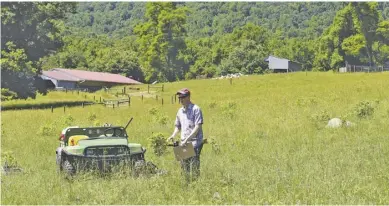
41, 68, 142, 84
265, 55, 301, 64
41, 70, 80, 81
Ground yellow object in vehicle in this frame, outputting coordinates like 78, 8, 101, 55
68, 135, 89, 146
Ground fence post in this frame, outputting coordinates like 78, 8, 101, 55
142, 95, 144, 102
175, 94, 177, 103
82, 103, 84, 108
51, 106, 53, 113
113, 104, 115, 109
117, 101, 119, 108
156, 95, 158, 101
77, 90, 79, 95
65, 89, 67, 93
63, 106, 66, 113
162, 84, 164, 92
128, 96, 131, 106
148, 84, 150, 94
100, 97, 102, 103
162, 98, 164, 105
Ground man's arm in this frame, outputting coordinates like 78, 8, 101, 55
168, 113, 181, 141
181, 124, 202, 144
168, 126, 180, 141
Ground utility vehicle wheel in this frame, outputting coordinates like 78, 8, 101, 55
132, 160, 145, 177
62, 160, 76, 176
56, 154, 62, 173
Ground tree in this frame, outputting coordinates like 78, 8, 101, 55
134, 2, 189, 82
1, 2, 76, 99
313, 2, 384, 70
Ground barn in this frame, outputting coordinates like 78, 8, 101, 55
265, 55, 302, 73
41, 68, 142, 91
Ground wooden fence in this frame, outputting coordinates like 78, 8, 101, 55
103, 97, 131, 108
48, 88, 90, 93
340, 65, 389, 73
148, 84, 164, 93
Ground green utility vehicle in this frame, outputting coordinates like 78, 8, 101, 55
55, 118, 158, 176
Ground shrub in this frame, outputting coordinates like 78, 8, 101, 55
157, 114, 169, 125
148, 132, 167, 156
221, 102, 238, 119
209, 101, 217, 109
2, 151, 19, 167
354, 101, 375, 118
148, 107, 169, 125
37, 123, 57, 136
87, 113, 97, 121
1, 88, 17, 101
311, 110, 331, 122
148, 107, 158, 116
63, 114, 75, 125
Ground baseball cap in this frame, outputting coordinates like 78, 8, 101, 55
176, 88, 190, 98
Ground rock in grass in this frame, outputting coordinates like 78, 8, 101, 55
326, 118, 355, 128
326, 118, 342, 128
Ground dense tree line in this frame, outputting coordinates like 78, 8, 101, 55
2, 2, 389, 99
1, 2, 76, 99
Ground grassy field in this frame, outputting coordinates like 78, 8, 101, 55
2, 72, 389, 204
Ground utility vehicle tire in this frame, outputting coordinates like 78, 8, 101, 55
132, 160, 145, 177
56, 154, 62, 173
62, 160, 76, 176
145, 161, 158, 174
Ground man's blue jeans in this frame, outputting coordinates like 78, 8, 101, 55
181, 143, 203, 182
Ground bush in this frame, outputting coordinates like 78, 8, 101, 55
37, 123, 57, 136
2, 151, 19, 168
221, 102, 237, 119
1, 88, 17, 101
63, 114, 75, 125
148, 132, 167, 156
157, 114, 169, 125
148, 107, 169, 125
148, 107, 159, 115
209, 101, 217, 109
87, 113, 97, 121
354, 101, 375, 118
311, 110, 331, 122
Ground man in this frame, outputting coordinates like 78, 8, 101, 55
168, 88, 204, 182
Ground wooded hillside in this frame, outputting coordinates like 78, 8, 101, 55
2, 2, 389, 98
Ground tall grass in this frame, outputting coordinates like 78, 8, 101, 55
2, 72, 389, 204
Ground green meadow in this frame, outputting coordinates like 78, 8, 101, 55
2, 72, 389, 204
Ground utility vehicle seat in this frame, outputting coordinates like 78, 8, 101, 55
68, 135, 88, 146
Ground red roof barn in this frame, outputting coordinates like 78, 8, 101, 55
41, 68, 142, 91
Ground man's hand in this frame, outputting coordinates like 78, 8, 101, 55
180, 139, 187, 147
167, 135, 175, 142
168, 127, 180, 142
